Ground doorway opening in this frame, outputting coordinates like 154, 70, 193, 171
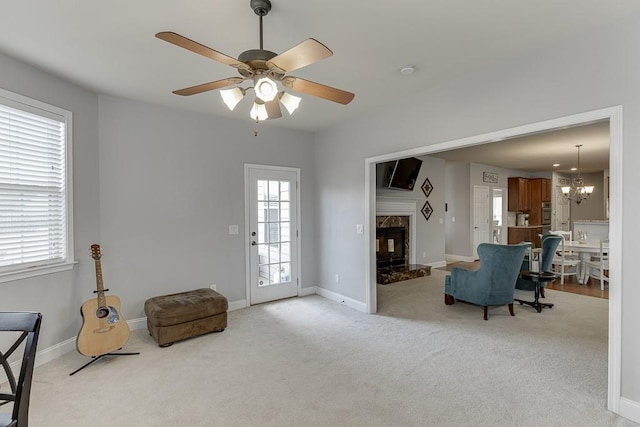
365, 106, 622, 412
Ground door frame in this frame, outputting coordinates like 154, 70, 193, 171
364, 106, 622, 413
244, 164, 302, 306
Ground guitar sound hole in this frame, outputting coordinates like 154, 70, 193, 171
96, 307, 110, 319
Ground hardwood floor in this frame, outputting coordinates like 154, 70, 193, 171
438, 261, 609, 299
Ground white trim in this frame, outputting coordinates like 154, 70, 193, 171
127, 317, 147, 331
376, 201, 417, 265
228, 300, 248, 311
315, 286, 368, 313
0, 261, 77, 283
445, 254, 476, 263
365, 105, 623, 415
619, 398, 640, 423
299, 286, 317, 297
244, 164, 302, 306
426, 260, 447, 269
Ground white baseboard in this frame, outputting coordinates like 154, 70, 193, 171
228, 300, 247, 311
427, 260, 447, 268
1, 335, 77, 385
619, 397, 640, 424
314, 286, 367, 313
127, 317, 147, 331
446, 254, 476, 263
299, 286, 317, 296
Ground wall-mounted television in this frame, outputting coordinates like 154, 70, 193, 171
384, 157, 423, 190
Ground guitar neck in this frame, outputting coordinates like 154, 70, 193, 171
94, 259, 107, 308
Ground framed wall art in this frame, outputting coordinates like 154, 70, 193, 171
421, 178, 433, 198
421, 201, 433, 221
482, 172, 499, 184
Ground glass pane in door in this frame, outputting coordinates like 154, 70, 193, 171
256, 179, 292, 288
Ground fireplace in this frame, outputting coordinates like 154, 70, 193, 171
375, 215, 410, 268
376, 227, 406, 268
375, 214, 431, 284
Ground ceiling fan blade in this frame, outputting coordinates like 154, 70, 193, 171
266, 39, 332, 74
265, 99, 282, 119
173, 77, 244, 96
281, 77, 355, 105
156, 32, 251, 72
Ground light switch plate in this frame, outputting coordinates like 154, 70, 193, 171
356, 224, 364, 234
229, 225, 239, 235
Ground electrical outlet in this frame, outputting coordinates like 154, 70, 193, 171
423, 252, 426, 258
209, 284, 217, 291
335, 274, 340, 284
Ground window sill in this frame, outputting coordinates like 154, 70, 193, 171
0, 261, 77, 284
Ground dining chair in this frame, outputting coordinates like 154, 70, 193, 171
0, 312, 42, 427
550, 232, 580, 284
585, 239, 609, 290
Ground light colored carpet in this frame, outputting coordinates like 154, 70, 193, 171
4, 269, 637, 426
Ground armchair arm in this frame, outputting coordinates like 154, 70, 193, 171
445, 266, 486, 302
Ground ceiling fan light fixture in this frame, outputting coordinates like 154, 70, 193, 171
249, 100, 268, 121
254, 76, 277, 102
279, 91, 301, 115
220, 87, 246, 110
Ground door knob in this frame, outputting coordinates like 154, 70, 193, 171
251, 241, 257, 246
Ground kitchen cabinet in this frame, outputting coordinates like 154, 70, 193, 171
508, 226, 543, 247
508, 177, 530, 212
541, 178, 551, 202
529, 179, 542, 225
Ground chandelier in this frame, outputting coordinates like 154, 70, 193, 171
561, 144, 594, 205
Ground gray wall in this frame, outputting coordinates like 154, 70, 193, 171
0, 52, 100, 350
97, 95, 316, 316
571, 172, 606, 221
443, 162, 527, 258
313, 12, 640, 404
376, 155, 445, 266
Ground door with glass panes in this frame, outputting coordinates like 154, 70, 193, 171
247, 166, 299, 304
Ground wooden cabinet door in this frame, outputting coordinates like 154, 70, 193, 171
520, 179, 531, 211
541, 179, 551, 202
508, 177, 531, 212
508, 227, 527, 244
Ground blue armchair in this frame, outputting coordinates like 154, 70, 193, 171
444, 243, 529, 320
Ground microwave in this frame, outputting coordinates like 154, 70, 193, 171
541, 202, 551, 225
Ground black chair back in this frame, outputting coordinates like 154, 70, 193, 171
0, 312, 42, 427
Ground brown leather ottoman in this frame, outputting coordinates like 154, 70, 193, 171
144, 288, 227, 347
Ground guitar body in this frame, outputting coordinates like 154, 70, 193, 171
77, 295, 130, 357
76, 244, 130, 357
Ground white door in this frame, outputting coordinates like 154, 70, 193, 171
554, 186, 570, 231
473, 185, 491, 258
246, 165, 299, 305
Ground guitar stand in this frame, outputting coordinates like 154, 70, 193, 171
70, 350, 140, 376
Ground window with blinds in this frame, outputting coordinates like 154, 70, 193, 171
0, 89, 72, 278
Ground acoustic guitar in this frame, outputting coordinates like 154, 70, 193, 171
76, 244, 130, 357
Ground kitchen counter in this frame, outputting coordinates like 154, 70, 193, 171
509, 225, 542, 229
573, 220, 609, 241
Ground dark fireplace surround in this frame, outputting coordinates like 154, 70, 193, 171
376, 216, 410, 268
375, 214, 431, 284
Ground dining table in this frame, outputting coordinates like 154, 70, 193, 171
562, 240, 608, 284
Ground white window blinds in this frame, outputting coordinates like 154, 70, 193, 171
0, 100, 67, 270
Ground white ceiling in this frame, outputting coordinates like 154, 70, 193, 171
2, 1, 640, 133
427, 121, 610, 174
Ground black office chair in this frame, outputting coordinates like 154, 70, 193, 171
0, 312, 42, 427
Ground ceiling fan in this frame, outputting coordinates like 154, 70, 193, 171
156, 0, 355, 121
